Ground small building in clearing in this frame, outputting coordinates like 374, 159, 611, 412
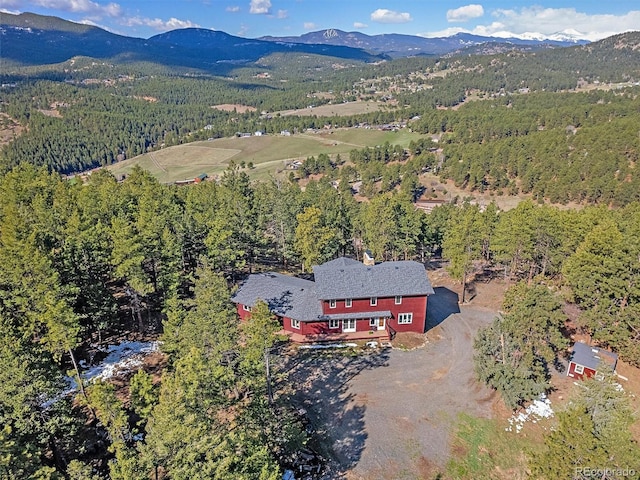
567, 342, 618, 380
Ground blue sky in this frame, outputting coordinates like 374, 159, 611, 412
1, 0, 639, 40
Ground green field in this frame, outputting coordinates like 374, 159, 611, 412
276, 100, 387, 117
107, 128, 424, 183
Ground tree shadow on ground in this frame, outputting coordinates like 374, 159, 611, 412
426, 286, 461, 331
280, 349, 390, 476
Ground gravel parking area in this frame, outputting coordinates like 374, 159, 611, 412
287, 286, 497, 479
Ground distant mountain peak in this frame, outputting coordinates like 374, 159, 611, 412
260, 29, 590, 57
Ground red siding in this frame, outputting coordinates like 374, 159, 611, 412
281, 317, 373, 336
236, 293, 430, 340
567, 361, 597, 380
236, 303, 252, 321
321, 295, 428, 334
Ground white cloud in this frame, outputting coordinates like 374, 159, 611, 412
303, 22, 316, 30
353, 22, 368, 29
0, 7, 22, 14
370, 8, 412, 24
489, 6, 640, 40
276, 9, 287, 19
121, 16, 199, 32
249, 0, 270, 14
418, 27, 466, 38
0, 0, 122, 17
226, 5, 240, 13
421, 7, 640, 42
447, 4, 484, 23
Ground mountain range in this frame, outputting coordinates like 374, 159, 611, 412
0, 12, 592, 72
260, 29, 589, 58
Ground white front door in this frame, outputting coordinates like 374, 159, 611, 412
370, 317, 386, 331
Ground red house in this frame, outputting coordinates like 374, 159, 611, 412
232, 257, 434, 343
566, 342, 618, 380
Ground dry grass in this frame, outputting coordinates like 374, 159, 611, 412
0, 113, 24, 146
107, 143, 241, 183
391, 332, 428, 350
211, 104, 257, 113
275, 100, 389, 117
107, 129, 424, 183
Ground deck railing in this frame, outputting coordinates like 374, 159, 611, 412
387, 324, 397, 340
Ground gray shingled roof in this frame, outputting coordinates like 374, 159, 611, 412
231, 273, 323, 321
317, 257, 363, 268
313, 258, 434, 300
570, 342, 618, 371
233, 258, 434, 322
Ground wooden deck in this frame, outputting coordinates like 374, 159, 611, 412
284, 329, 390, 344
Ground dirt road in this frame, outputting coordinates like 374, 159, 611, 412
288, 286, 497, 479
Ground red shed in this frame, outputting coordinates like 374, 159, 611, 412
567, 342, 618, 380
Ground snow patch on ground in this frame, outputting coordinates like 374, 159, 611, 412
506, 394, 554, 433
83, 341, 160, 382
42, 341, 160, 408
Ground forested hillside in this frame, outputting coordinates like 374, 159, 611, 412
2, 32, 640, 204
1, 163, 640, 476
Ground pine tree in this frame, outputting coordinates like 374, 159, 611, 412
474, 283, 567, 409
294, 206, 338, 272
442, 203, 483, 303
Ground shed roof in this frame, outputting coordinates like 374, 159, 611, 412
313, 258, 434, 300
570, 342, 618, 371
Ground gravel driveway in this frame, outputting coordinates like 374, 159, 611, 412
287, 286, 497, 479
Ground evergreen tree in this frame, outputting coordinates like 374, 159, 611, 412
442, 203, 483, 303
474, 283, 567, 409
294, 206, 338, 272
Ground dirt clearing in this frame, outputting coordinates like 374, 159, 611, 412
287, 281, 497, 479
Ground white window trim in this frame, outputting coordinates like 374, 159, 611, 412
291, 319, 300, 330
398, 313, 413, 324
395, 295, 402, 305
369, 318, 377, 327
242, 305, 251, 312
345, 298, 352, 308
370, 297, 377, 306
329, 318, 340, 329
329, 299, 336, 309
574, 364, 584, 374
343, 319, 356, 333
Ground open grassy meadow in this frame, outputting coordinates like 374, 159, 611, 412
107, 128, 424, 183
276, 100, 389, 117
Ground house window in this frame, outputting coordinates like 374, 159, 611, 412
343, 319, 356, 333
395, 295, 402, 305
370, 297, 377, 306
242, 305, 251, 312
291, 319, 300, 330
398, 313, 413, 324
369, 318, 378, 328
345, 298, 352, 308
574, 364, 584, 374
329, 299, 336, 309
329, 319, 340, 329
